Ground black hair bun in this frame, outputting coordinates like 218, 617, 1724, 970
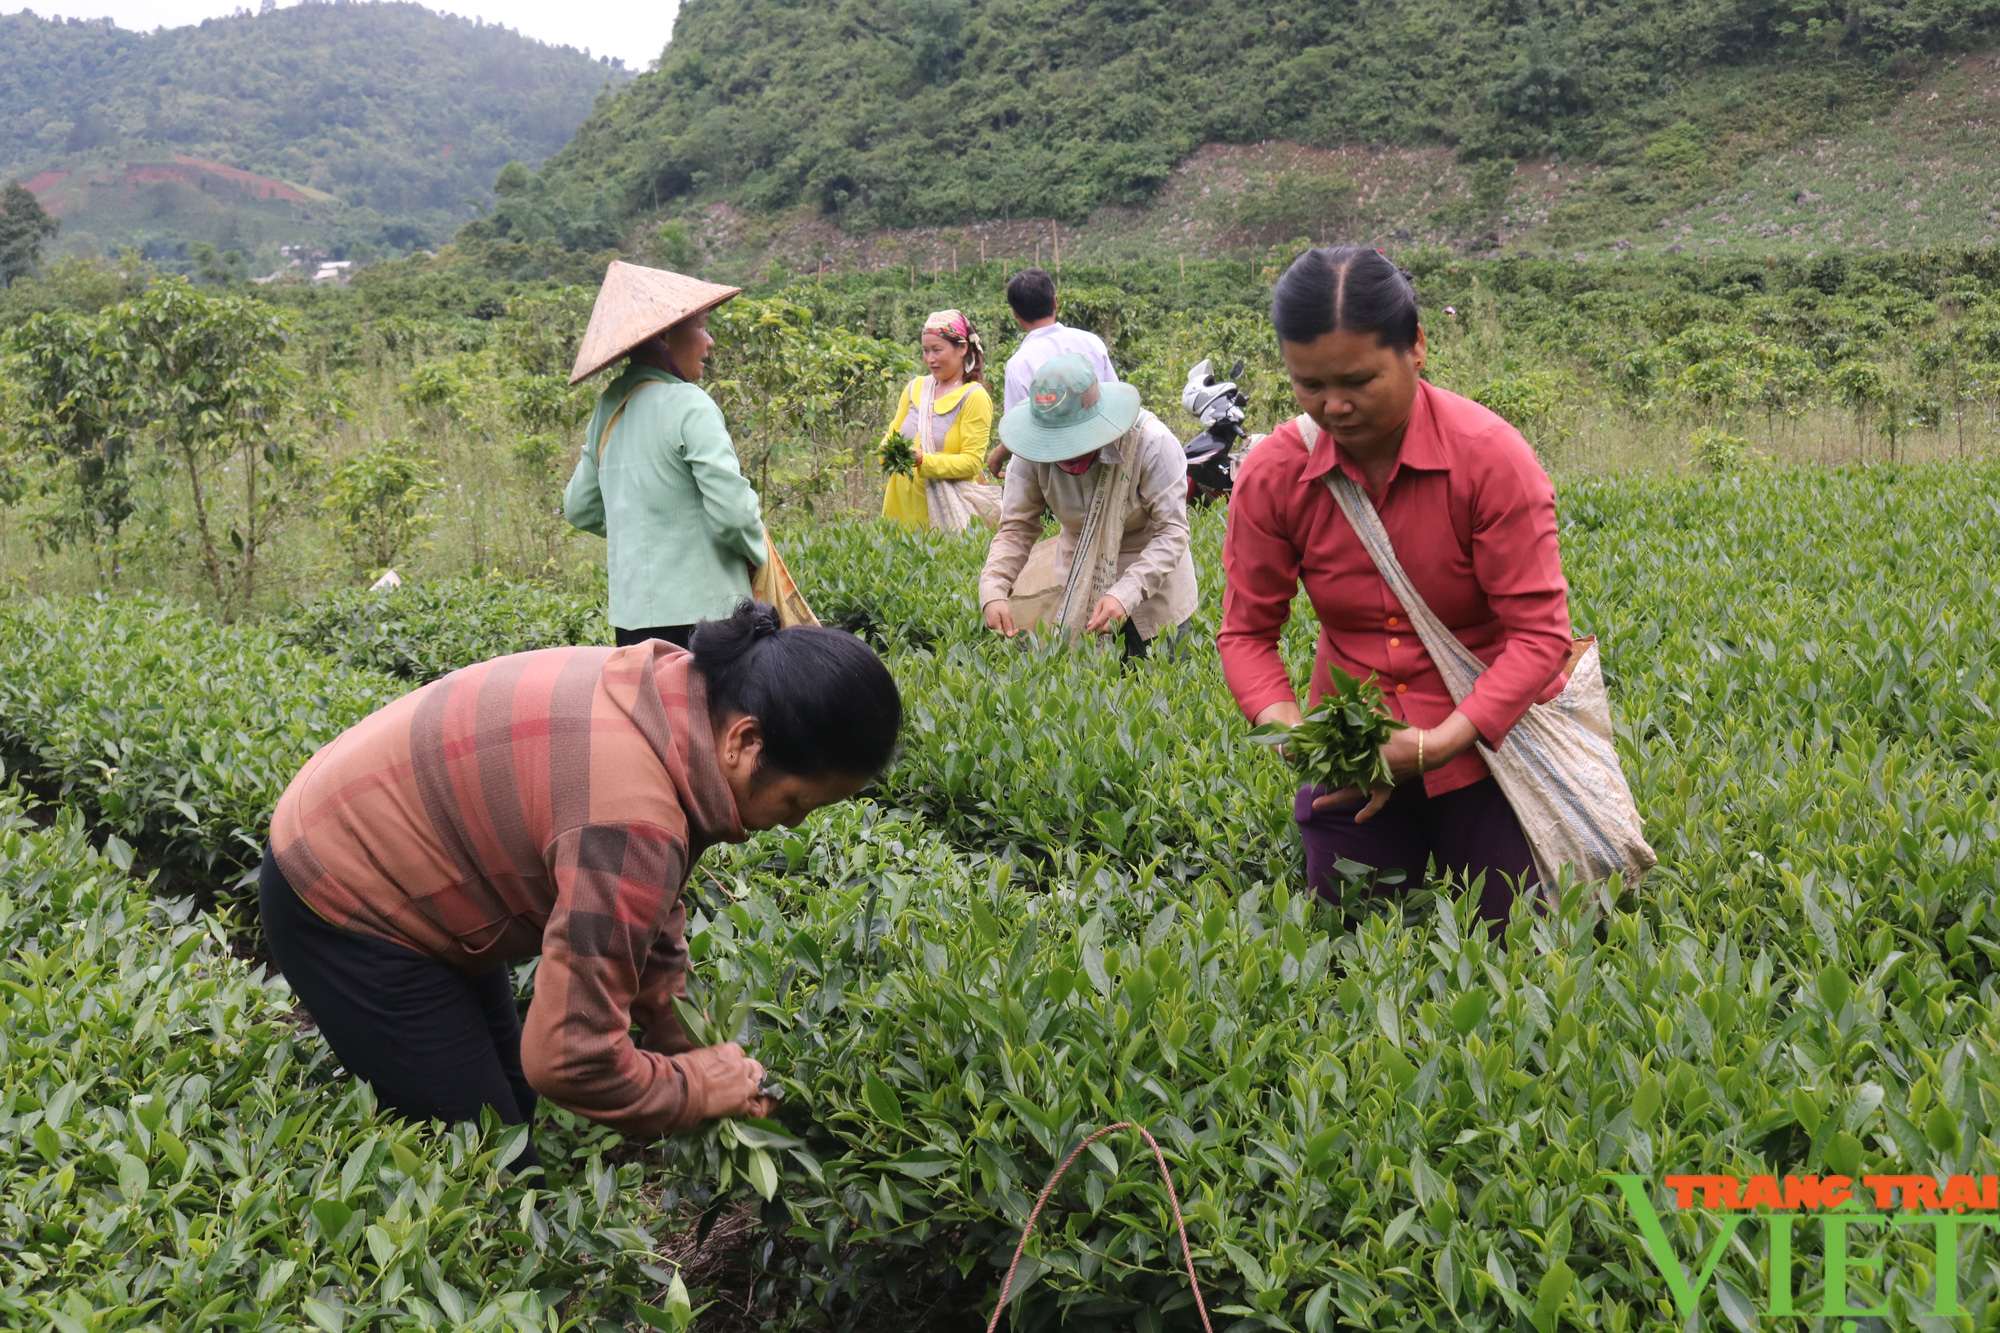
690, 599, 781, 670
689, 599, 903, 780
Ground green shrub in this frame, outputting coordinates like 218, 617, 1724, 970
683, 787, 2000, 1329
321, 439, 442, 577
398, 358, 476, 422
0, 788, 690, 1330
1460, 367, 1581, 451
5, 463, 2000, 1327
279, 577, 609, 683
1233, 173, 1356, 243
1689, 425, 1750, 471
0, 597, 398, 896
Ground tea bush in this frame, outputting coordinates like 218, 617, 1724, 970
0, 598, 399, 897
280, 578, 612, 684
685, 793, 2000, 1331
0, 788, 690, 1330
3, 462, 2000, 1327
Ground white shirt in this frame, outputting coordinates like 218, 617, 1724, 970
1002, 323, 1119, 413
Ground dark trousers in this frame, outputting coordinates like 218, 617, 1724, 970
1121, 617, 1192, 662
258, 854, 541, 1171
1296, 776, 1538, 930
615, 624, 694, 649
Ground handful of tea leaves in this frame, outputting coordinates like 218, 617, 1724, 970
880, 436, 917, 479
1248, 665, 1409, 792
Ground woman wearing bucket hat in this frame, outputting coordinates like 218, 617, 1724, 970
563, 261, 769, 650
977, 353, 1198, 659
878, 309, 1001, 532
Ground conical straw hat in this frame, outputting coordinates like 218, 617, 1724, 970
568, 261, 742, 385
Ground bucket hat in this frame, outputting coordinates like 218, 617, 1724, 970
568, 261, 742, 385
998, 353, 1142, 463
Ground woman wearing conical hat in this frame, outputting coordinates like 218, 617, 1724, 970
878, 309, 1000, 532
564, 262, 767, 649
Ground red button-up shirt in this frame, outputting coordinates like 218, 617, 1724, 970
1218, 381, 1572, 797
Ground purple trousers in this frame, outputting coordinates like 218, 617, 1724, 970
1295, 776, 1538, 929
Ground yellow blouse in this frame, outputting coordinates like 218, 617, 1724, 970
879, 377, 993, 528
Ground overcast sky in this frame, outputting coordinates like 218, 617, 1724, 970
20, 1, 679, 71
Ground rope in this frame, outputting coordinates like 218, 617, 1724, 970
985, 1122, 1213, 1333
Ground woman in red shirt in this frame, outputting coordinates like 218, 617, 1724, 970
1219, 247, 1572, 928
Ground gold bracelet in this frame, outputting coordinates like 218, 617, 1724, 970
1417, 729, 1427, 774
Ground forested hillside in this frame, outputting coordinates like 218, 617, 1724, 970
534, 0, 2000, 234
0, 3, 629, 260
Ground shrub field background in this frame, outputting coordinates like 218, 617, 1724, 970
1, 446, 1999, 1327
2, 244, 1999, 612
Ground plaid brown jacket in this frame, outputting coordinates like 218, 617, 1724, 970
271, 642, 744, 1134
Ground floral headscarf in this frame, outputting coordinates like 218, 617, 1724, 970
921, 308, 985, 384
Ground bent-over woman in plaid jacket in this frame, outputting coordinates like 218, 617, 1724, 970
260, 601, 900, 1172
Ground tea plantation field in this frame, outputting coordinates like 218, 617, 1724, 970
1, 461, 1998, 1331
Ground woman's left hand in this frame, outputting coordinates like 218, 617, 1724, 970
1311, 711, 1481, 821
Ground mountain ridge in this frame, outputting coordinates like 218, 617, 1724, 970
530, 0, 2000, 240
0, 3, 632, 262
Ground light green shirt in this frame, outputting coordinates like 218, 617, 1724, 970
564, 365, 766, 630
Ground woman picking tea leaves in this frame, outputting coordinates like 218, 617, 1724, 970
1219, 247, 1573, 927
878, 309, 999, 532
259, 603, 901, 1173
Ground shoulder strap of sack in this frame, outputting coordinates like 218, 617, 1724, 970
915, 375, 938, 456
1295, 414, 1489, 703
594, 380, 666, 465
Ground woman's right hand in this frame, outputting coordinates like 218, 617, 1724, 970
685, 1041, 776, 1120
983, 599, 1018, 637
1253, 701, 1303, 729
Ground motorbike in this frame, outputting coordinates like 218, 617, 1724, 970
1179, 357, 1258, 504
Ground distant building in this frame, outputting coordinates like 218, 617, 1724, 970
311, 261, 353, 285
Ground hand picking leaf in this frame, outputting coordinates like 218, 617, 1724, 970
1248, 665, 1408, 793
880, 437, 917, 479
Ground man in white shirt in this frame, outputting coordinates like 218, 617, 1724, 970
991, 267, 1119, 473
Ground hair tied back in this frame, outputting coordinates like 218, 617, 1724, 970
690, 599, 903, 780
1269, 245, 1422, 353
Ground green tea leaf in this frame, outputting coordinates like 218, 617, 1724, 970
1448, 990, 1490, 1035
1532, 1258, 1575, 1333
1924, 1103, 1963, 1154
1633, 1075, 1663, 1123
1790, 1087, 1823, 1135
863, 1073, 905, 1129
744, 1146, 779, 1201
115, 1152, 148, 1200
311, 1198, 354, 1242
1245, 666, 1408, 793
887, 1149, 957, 1179
1826, 1130, 1866, 1178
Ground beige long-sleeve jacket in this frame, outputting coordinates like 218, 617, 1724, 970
977, 409, 1199, 640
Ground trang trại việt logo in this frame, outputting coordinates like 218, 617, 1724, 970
1611, 1173, 2000, 1323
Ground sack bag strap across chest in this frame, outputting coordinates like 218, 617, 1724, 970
594, 380, 664, 465
1295, 413, 1656, 893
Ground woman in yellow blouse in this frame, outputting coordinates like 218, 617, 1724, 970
880, 309, 998, 531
